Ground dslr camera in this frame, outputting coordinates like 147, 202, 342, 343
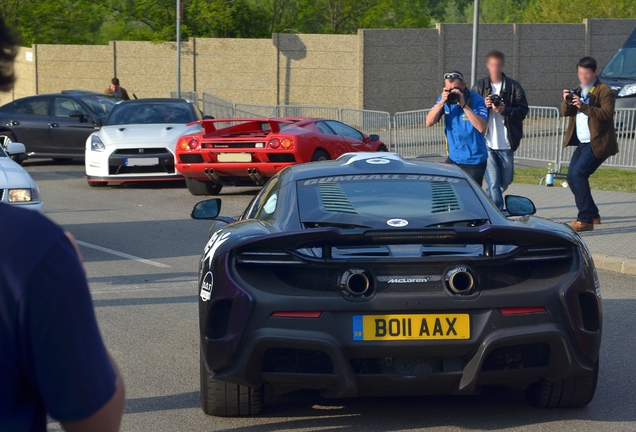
490, 94, 503, 108
448, 92, 460, 105
565, 88, 582, 105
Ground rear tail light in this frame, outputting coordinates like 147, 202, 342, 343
268, 138, 280, 149
271, 311, 322, 318
188, 139, 199, 150
513, 246, 571, 262
500, 307, 546, 315
178, 138, 190, 150
281, 138, 293, 149
236, 250, 304, 265
178, 137, 200, 151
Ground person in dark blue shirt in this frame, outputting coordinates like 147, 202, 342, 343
426, 71, 489, 186
0, 16, 125, 432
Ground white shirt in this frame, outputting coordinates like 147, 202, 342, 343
485, 82, 510, 150
576, 84, 593, 143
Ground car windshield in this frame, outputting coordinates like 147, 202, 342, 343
78, 95, 118, 117
297, 174, 489, 229
105, 102, 197, 126
600, 48, 636, 80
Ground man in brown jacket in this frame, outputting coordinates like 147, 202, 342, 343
562, 57, 618, 232
103, 77, 131, 100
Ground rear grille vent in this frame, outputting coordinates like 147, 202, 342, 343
482, 343, 550, 371
514, 246, 572, 262
318, 183, 357, 214
113, 148, 169, 155
430, 181, 461, 213
236, 250, 305, 265
263, 348, 333, 374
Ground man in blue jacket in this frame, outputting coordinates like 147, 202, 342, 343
426, 71, 489, 185
0, 16, 125, 432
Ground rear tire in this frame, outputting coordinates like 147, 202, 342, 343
200, 352, 263, 417
524, 360, 599, 408
185, 177, 223, 196
311, 149, 329, 161
377, 145, 388, 152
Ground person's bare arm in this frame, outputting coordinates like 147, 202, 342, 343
463, 105, 487, 133
61, 355, 125, 432
426, 89, 448, 127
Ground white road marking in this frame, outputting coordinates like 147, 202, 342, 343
76, 240, 171, 268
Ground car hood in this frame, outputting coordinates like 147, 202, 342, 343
0, 157, 36, 189
96, 123, 203, 149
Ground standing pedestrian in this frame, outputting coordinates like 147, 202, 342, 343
473, 50, 529, 211
0, 15, 125, 432
426, 71, 489, 186
104, 77, 131, 100
562, 57, 618, 232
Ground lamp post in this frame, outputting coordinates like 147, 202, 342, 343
470, 0, 480, 88
176, 0, 182, 98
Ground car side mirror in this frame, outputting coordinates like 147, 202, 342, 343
505, 195, 537, 216
191, 198, 222, 220
93, 117, 103, 128
5, 142, 26, 156
69, 111, 88, 122
369, 134, 380, 142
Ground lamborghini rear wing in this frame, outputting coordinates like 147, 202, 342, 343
187, 118, 297, 134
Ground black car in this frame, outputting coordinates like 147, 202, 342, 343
599, 26, 636, 108
191, 153, 601, 416
0, 91, 117, 161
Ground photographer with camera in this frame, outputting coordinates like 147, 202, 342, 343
426, 71, 489, 185
562, 57, 618, 232
473, 50, 529, 211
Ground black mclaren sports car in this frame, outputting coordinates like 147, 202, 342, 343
192, 153, 601, 417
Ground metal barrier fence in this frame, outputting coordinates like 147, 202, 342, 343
234, 103, 275, 118
274, 105, 340, 120
515, 106, 562, 166
559, 108, 636, 169
170, 91, 199, 106
393, 109, 447, 159
340, 108, 393, 150
201, 92, 234, 119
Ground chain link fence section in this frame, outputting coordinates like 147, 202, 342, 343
515, 106, 561, 166
234, 103, 275, 118
393, 109, 447, 159
559, 108, 636, 169
340, 108, 392, 150
274, 105, 340, 120
170, 91, 199, 107
201, 92, 234, 119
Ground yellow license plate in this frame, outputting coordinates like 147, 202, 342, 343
352, 314, 470, 341
217, 153, 252, 163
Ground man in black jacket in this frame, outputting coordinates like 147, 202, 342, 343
473, 50, 529, 211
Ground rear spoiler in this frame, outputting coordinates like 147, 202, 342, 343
187, 118, 294, 134
233, 226, 577, 258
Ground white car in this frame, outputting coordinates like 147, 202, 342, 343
85, 99, 205, 187
0, 143, 42, 211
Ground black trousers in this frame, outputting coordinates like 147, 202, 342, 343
445, 157, 487, 187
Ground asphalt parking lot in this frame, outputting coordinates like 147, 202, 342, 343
27, 160, 636, 432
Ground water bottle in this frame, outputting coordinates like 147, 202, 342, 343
546, 163, 554, 187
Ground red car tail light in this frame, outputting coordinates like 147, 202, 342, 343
189, 138, 199, 150
499, 307, 546, 315
268, 138, 280, 149
178, 138, 190, 151
280, 138, 293, 149
271, 311, 322, 319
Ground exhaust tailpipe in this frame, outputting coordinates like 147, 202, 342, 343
247, 168, 265, 185
204, 168, 225, 185
445, 266, 475, 295
344, 272, 371, 297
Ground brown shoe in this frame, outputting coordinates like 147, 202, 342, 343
593, 217, 601, 224
571, 221, 594, 232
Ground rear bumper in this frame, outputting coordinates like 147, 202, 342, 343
87, 174, 183, 183
177, 162, 295, 180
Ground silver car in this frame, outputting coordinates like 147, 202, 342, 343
0, 143, 42, 211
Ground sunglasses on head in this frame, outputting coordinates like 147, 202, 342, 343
444, 73, 464, 80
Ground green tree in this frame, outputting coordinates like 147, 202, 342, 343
524, 0, 636, 23
443, 0, 466, 23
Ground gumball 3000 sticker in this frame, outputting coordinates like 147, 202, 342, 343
200, 231, 231, 301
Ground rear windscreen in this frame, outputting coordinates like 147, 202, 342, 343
297, 174, 489, 229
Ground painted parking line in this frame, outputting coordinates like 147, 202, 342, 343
76, 240, 171, 268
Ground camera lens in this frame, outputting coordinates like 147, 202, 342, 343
448, 93, 460, 104
491, 95, 502, 107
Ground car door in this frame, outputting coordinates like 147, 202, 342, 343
3, 96, 52, 154
324, 120, 372, 152
312, 121, 347, 157
49, 97, 97, 155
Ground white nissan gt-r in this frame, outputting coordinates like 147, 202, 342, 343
85, 98, 206, 187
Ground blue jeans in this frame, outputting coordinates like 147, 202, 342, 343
485, 149, 514, 211
567, 143, 606, 223
445, 158, 487, 187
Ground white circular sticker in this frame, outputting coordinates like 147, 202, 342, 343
387, 219, 409, 227
366, 158, 391, 165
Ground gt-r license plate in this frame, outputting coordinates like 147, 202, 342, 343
353, 314, 470, 341
125, 157, 158, 166
217, 153, 252, 163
